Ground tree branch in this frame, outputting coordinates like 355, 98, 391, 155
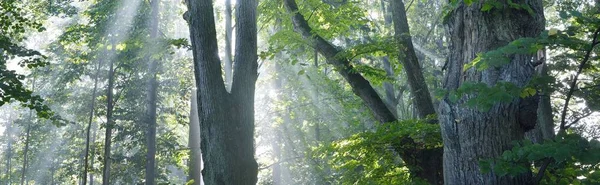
283, 0, 396, 123
559, 26, 600, 134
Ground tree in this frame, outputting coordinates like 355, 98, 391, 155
0, 0, 54, 120
20, 75, 36, 185
101, 49, 116, 185
144, 0, 160, 184
390, 0, 436, 119
283, 0, 442, 183
188, 90, 203, 185
83, 53, 102, 185
184, 0, 259, 184
439, 0, 545, 184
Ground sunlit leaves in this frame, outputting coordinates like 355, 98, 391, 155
336, 36, 397, 60
350, 64, 390, 86
464, 37, 540, 71
0, 1, 56, 119
312, 119, 441, 184
480, 134, 600, 184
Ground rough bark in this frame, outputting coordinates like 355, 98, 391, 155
102, 57, 116, 185
83, 57, 101, 185
145, 0, 160, 184
188, 90, 203, 185
185, 0, 259, 184
284, 0, 442, 184
440, 1, 545, 184
390, 0, 436, 119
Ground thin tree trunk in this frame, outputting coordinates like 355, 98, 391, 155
223, 0, 233, 91
83, 58, 102, 185
102, 57, 116, 185
185, 0, 259, 184
271, 134, 282, 185
382, 57, 398, 118
272, 57, 285, 185
390, 0, 436, 119
188, 90, 203, 185
89, 121, 98, 185
145, 0, 160, 184
440, 1, 545, 184
380, 0, 397, 118
5, 113, 13, 185
389, 1, 443, 183
20, 75, 36, 185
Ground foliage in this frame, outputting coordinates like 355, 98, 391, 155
312, 120, 441, 184
480, 134, 600, 184
475, 6, 600, 184
0, 0, 54, 119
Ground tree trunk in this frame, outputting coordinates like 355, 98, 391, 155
440, 1, 545, 184
83, 57, 102, 185
102, 57, 116, 185
89, 119, 97, 185
185, 0, 259, 184
5, 113, 13, 185
284, 0, 395, 123
145, 0, 160, 184
271, 130, 282, 185
389, 2, 444, 182
390, 0, 436, 119
188, 90, 203, 185
284, 0, 443, 183
382, 57, 399, 118
223, 0, 233, 91
20, 75, 35, 185
526, 50, 555, 143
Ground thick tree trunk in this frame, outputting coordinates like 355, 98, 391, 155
83, 57, 102, 185
188, 90, 203, 185
185, 0, 259, 184
440, 1, 545, 184
102, 58, 116, 185
145, 0, 160, 184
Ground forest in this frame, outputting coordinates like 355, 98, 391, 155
1, 0, 600, 184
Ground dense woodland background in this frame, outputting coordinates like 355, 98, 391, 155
1, 0, 600, 184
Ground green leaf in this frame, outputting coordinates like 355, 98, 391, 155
464, 0, 474, 6
559, 11, 569, 19
481, 3, 494, 12
519, 87, 537, 98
